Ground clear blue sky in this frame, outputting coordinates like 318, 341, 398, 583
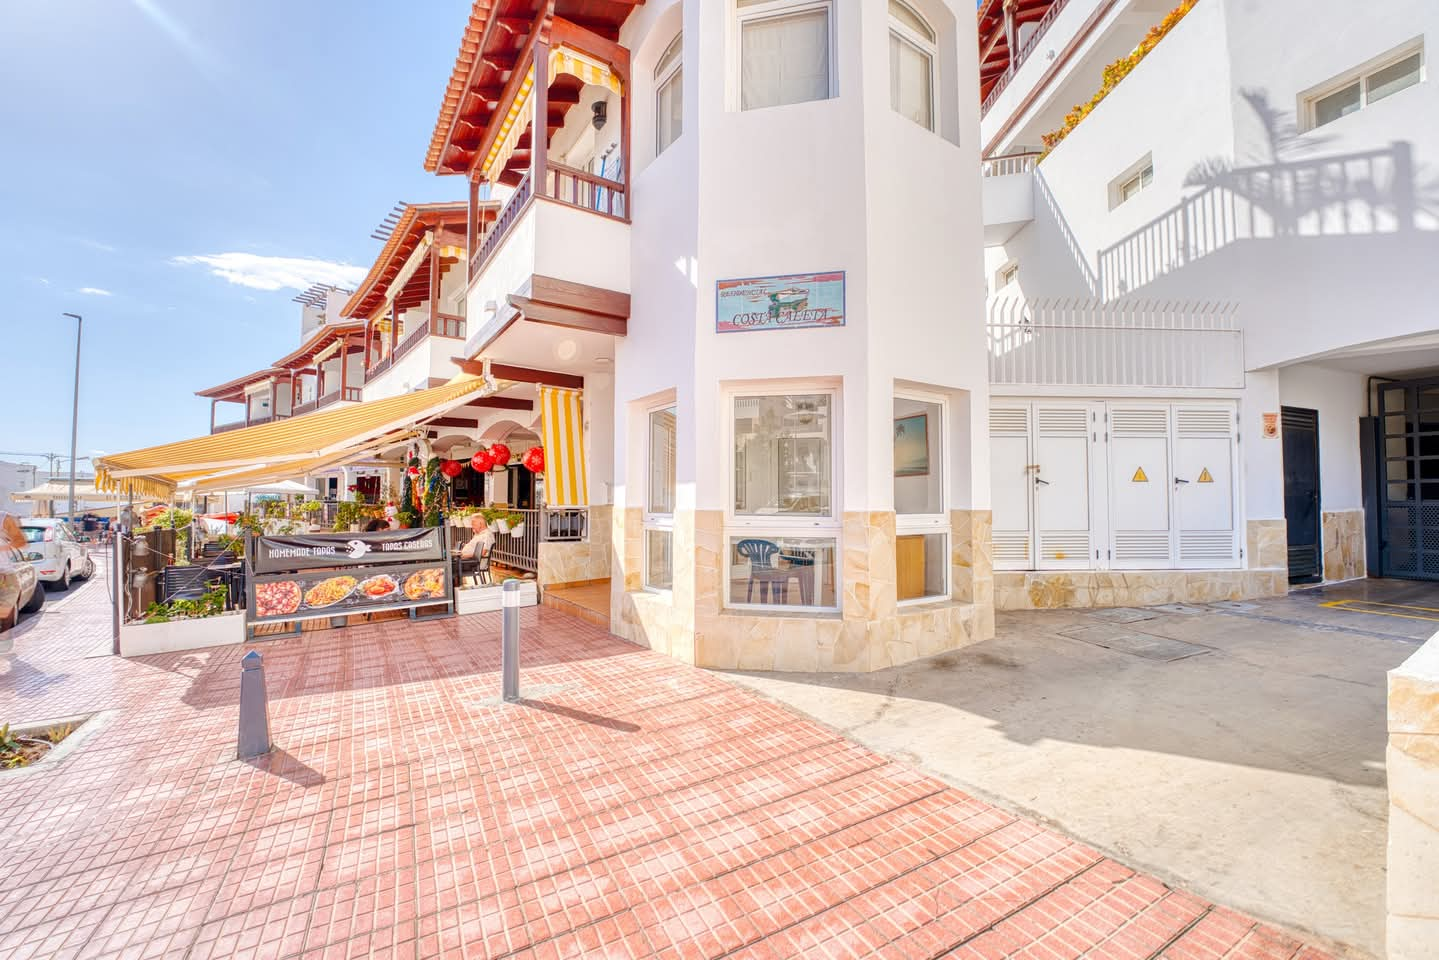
0, 0, 470, 470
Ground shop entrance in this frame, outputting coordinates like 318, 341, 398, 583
1374, 377, 1439, 580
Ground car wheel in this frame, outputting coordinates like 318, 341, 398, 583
21, 583, 44, 614
56, 564, 71, 592
82, 557, 95, 580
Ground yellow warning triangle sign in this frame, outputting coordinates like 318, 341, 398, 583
1198, 468, 1214, 483
1132, 467, 1148, 483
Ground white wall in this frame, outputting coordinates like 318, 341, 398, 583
0, 461, 40, 517
1278, 364, 1369, 512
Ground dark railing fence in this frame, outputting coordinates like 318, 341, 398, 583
471, 172, 533, 279
981, 0, 1074, 116
432, 313, 466, 339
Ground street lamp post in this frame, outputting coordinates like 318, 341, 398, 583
62, 313, 83, 522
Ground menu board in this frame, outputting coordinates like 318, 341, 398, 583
251, 528, 446, 574
245, 528, 453, 625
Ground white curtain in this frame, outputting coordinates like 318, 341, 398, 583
741, 9, 830, 111
889, 32, 932, 128
656, 66, 683, 153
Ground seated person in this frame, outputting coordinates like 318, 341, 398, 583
459, 514, 494, 559
362, 517, 386, 532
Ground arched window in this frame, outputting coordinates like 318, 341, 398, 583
655, 32, 683, 155
889, 0, 936, 130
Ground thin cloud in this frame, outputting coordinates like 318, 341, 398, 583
78, 287, 114, 296
172, 253, 364, 292
78, 238, 117, 253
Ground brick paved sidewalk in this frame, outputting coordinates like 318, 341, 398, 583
0, 577, 1337, 959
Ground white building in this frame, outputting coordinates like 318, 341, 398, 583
422, 0, 994, 670
979, 0, 1437, 606
0, 461, 41, 518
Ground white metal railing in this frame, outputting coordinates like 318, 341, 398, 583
982, 152, 1042, 178
987, 298, 1244, 389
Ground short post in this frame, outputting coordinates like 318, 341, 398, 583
237, 650, 271, 759
502, 579, 521, 702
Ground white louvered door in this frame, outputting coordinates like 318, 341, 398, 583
1172, 405, 1240, 568
989, 405, 1034, 570
1108, 405, 1175, 569
1033, 404, 1101, 569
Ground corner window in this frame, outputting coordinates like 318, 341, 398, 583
996, 261, 1019, 291
889, 1, 935, 130
645, 405, 676, 590
726, 388, 839, 611
1109, 155, 1153, 210
655, 33, 683, 156
1306, 46, 1423, 130
894, 395, 948, 603
737, 0, 834, 111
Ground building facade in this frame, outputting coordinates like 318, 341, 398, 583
979, 0, 1437, 606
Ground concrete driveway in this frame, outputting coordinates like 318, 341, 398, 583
724, 579, 1432, 959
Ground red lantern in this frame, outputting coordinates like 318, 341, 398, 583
469, 448, 493, 472
488, 442, 511, 469
440, 459, 464, 479
522, 446, 545, 473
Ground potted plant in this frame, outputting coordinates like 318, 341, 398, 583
506, 512, 526, 537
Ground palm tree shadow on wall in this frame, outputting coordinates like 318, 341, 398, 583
1095, 88, 1439, 301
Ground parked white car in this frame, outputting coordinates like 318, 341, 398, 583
20, 518, 95, 590
1, 547, 44, 630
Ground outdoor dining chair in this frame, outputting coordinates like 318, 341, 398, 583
735, 538, 789, 604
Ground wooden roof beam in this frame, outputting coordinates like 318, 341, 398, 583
452, 358, 584, 389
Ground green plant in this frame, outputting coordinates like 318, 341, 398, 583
143, 583, 227, 624
297, 499, 323, 516
46, 723, 75, 743
1040, 0, 1198, 158
504, 512, 525, 530
234, 513, 263, 536
333, 500, 365, 531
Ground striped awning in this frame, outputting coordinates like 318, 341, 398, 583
95, 376, 497, 500
482, 45, 625, 181
539, 385, 588, 507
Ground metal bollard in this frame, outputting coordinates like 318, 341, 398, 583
502, 579, 521, 702
237, 650, 272, 759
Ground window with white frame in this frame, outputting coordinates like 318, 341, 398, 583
655, 33, 683, 156
996, 260, 1019, 291
737, 0, 834, 111
645, 405, 677, 590
1306, 45, 1424, 130
889, 0, 936, 130
726, 389, 839, 611
1110, 155, 1153, 210
894, 394, 948, 603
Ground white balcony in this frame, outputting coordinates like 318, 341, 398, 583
982, 152, 1040, 246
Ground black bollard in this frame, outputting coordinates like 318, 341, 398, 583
502, 580, 520, 702
237, 650, 272, 759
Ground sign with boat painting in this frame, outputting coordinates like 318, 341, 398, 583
715, 271, 845, 333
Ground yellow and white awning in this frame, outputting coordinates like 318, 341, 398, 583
95, 376, 499, 500
539, 385, 588, 507
481, 45, 625, 180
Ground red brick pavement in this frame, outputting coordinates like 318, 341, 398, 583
0, 572, 1337, 959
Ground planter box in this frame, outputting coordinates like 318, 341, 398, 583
119, 612, 245, 657
455, 580, 538, 615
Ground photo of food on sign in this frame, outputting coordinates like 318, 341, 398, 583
248, 561, 450, 623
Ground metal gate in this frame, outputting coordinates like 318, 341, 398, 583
1376, 378, 1439, 580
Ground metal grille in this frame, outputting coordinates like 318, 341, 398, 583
1378, 379, 1439, 580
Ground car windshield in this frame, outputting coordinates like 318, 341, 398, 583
20, 526, 48, 543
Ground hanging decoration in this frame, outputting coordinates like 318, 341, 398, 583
470, 447, 494, 472
440, 459, 464, 479
488, 442, 511, 470
521, 446, 545, 473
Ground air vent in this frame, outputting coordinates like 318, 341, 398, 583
1039, 534, 1089, 561
1111, 408, 1169, 436
1114, 531, 1171, 562
989, 408, 1029, 434
1036, 408, 1088, 435
993, 533, 1031, 565
1181, 531, 1234, 561
1176, 407, 1233, 436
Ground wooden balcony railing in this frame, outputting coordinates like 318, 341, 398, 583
365, 353, 394, 384
393, 323, 429, 362
470, 172, 533, 280
213, 420, 248, 434
432, 313, 466, 339
292, 398, 318, 417
543, 162, 628, 221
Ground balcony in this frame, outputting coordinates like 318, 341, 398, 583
364, 314, 468, 385
982, 151, 1040, 246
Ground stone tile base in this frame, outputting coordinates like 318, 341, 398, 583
994, 568, 1288, 611
1388, 639, 1439, 959
1323, 509, 1365, 582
